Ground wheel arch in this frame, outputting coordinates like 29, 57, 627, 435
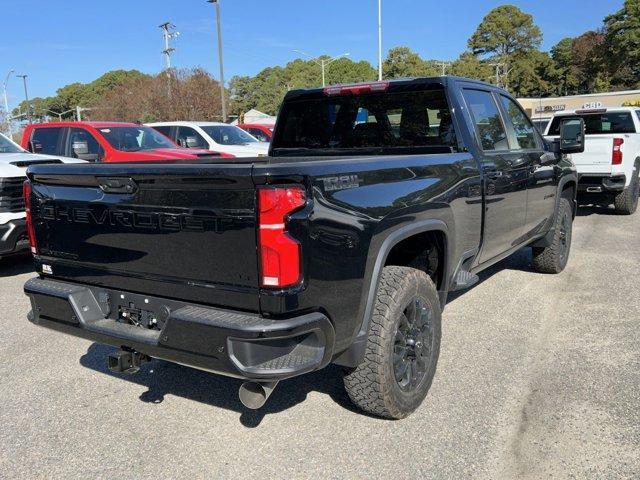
333, 219, 451, 367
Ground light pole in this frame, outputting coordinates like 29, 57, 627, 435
378, 0, 383, 81
207, 0, 227, 122
3, 69, 14, 135
294, 50, 350, 87
16, 74, 31, 124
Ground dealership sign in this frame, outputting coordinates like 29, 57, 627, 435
535, 104, 566, 113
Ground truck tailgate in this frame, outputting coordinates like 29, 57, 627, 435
568, 135, 613, 175
27, 163, 261, 310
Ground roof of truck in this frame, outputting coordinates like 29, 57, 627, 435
26, 121, 146, 129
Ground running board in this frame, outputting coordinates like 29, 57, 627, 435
451, 270, 479, 291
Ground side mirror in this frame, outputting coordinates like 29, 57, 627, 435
559, 118, 585, 154
72, 140, 89, 156
185, 136, 199, 148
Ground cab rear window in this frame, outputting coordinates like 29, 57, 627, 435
548, 112, 636, 135
271, 85, 457, 156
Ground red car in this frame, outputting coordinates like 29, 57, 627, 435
237, 123, 273, 143
21, 122, 232, 162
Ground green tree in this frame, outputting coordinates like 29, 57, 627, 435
603, 0, 640, 89
509, 51, 560, 97
468, 5, 542, 88
382, 47, 439, 78
449, 52, 493, 82
551, 38, 578, 95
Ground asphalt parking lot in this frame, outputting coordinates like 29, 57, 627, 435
0, 204, 638, 479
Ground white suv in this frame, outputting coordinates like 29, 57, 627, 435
545, 107, 640, 214
147, 121, 269, 158
0, 132, 82, 259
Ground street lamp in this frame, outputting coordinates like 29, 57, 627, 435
207, 0, 227, 122
294, 50, 350, 87
378, 0, 382, 81
3, 69, 14, 135
16, 74, 31, 124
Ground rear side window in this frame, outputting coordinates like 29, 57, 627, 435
499, 95, 538, 149
462, 89, 509, 151
549, 112, 637, 135
31, 127, 63, 155
152, 125, 173, 139
272, 85, 457, 155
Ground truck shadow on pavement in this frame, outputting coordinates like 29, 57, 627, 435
575, 204, 620, 216
0, 253, 34, 277
80, 343, 359, 428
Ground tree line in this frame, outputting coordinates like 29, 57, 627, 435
12, 1, 639, 122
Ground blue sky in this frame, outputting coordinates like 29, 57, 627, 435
1, 0, 622, 108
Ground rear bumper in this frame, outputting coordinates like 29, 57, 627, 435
577, 173, 626, 194
24, 277, 335, 381
0, 219, 28, 256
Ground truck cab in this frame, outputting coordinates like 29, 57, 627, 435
545, 107, 640, 214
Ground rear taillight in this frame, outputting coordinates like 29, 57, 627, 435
612, 138, 624, 165
257, 186, 306, 288
23, 180, 37, 254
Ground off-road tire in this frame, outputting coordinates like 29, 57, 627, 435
613, 164, 639, 215
532, 197, 573, 274
343, 266, 441, 419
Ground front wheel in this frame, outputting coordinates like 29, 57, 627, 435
532, 197, 573, 274
343, 266, 441, 419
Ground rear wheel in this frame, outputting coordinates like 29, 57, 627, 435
532, 197, 573, 274
613, 165, 639, 215
343, 266, 441, 419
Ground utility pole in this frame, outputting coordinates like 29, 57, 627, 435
3, 70, 14, 136
377, 0, 383, 81
16, 74, 30, 124
294, 50, 350, 87
207, 0, 227, 122
159, 22, 179, 70
437, 61, 450, 76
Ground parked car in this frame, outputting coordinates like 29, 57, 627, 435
544, 107, 640, 214
237, 123, 273, 143
21, 122, 230, 163
147, 121, 269, 157
0, 132, 83, 260
23, 76, 582, 418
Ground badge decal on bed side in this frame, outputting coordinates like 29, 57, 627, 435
319, 175, 362, 192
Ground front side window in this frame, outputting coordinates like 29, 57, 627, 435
31, 127, 63, 155
152, 125, 173, 139
201, 125, 258, 145
99, 126, 176, 152
176, 126, 207, 148
499, 95, 538, 149
462, 89, 509, 151
247, 128, 270, 142
68, 128, 102, 160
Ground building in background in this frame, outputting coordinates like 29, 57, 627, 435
518, 90, 640, 133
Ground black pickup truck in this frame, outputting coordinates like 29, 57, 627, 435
23, 77, 584, 418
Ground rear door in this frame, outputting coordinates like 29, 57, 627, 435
28, 162, 261, 310
29, 126, 66, 156
461, 87, 529, 264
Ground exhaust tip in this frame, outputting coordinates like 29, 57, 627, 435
238, 380, 278, 409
